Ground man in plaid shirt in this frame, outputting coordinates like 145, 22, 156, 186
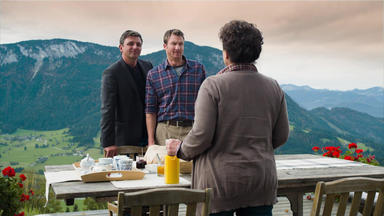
145, 29, 206, 146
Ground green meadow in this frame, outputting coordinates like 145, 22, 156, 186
0, 129, 106, 213
0, 128, 103, 172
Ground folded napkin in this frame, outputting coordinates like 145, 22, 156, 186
144, 145, 189, 164
144, 145, 166, 164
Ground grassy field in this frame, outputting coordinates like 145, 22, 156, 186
337, 137, 374, 152
0, 128, 103, 172
0, 129, 106, 213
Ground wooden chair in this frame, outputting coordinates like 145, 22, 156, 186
108, 188, 212, 216
311, 177, 384, 216
104, 145, 147, 160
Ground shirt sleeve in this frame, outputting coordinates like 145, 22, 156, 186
100, 68, 117, 147
272, 90, 290, 149
145, 71, 157, 114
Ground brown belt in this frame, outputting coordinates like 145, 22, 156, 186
161, 120, 194, 127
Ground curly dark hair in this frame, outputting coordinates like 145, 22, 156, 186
120, 30, 143, 45
219, 20, 264, 64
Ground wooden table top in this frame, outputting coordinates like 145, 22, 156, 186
46, 154, 384, 200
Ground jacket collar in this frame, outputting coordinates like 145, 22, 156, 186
218, 63, 257, 74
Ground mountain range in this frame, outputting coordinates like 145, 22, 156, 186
282, 84, 384, 118
1, 39, 383, 163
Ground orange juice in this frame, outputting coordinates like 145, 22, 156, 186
165, 155, 179, 184
157, 165, 164, 176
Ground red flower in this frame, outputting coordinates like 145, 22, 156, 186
29, 189, 34, 195
2, 166, 16, 177
306, 194, 312, 200
332, 151, 340, 158
348, 143, 357, 149
14, 212, 24, 216
20, 193, 30, 202
18, 183, 23, 188
19, 174, 26, 181
354, 155, 363, 160
20, 194, 26, 202
356, 149, 364, 154
314, 142, 378, 166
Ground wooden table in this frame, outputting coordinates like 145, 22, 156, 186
45, 154, 384, 216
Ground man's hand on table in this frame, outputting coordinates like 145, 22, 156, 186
166, 139, 181, 156
104, 145, 118, 157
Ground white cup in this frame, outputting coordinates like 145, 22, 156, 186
119, 158, 133, 170
146, 164, 158, 174
98, 157, 113, 165
113, 155, 129, 170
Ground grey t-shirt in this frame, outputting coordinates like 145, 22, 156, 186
174, 65, 184, 77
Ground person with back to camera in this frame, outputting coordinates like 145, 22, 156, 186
166, 20, 289, 216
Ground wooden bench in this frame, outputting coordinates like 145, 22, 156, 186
311, 177, 384, 216
108, 188, 212, 216
349, 192, 380, 215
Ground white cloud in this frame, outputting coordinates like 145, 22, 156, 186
0, 0, 382, 90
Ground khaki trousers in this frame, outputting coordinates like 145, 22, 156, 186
155, 122, 192, 146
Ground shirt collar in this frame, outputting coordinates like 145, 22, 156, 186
164, 55, 188, 69
218, 63, 257, 74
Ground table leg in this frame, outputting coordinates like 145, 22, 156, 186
286, 192, 303, 216
65, 198, 74, 206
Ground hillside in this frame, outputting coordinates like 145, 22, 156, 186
0, 39, 118, 140
281, 84, 384, 118
1, 39, 383, 164
278, 96, 384, 163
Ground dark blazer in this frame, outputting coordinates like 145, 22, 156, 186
100, 58, 153, 148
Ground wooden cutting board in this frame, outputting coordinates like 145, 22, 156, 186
81, 170, 145, 183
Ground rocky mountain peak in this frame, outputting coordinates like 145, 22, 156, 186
17, 41, 87, 60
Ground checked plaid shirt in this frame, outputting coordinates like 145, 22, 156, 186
145, 56, 206, 121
